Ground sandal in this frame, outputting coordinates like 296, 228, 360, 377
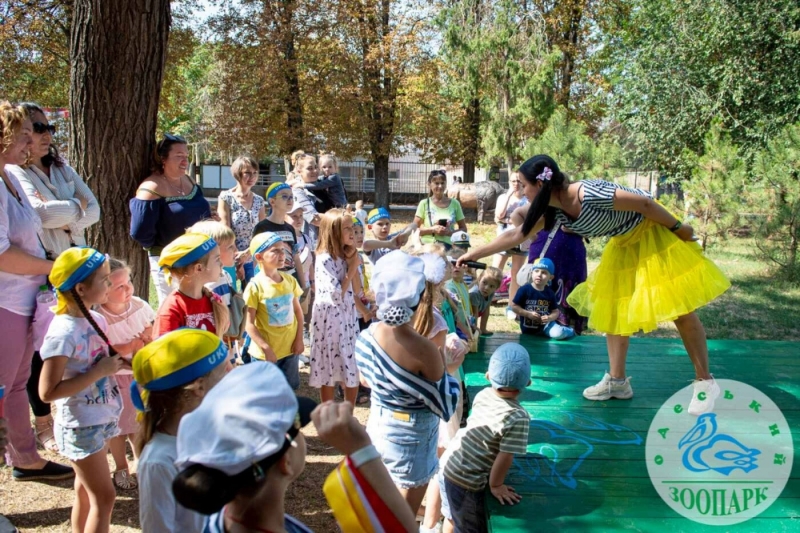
113, 469, 138, 490
356, 386, 371, 405
35, 421, 59, 453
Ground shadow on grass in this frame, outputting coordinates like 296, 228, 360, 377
6, 506, 70, 529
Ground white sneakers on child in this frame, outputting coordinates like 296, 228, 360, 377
688, 375, 720, 415
505, 307, 516, 320
583, 372, 634, 401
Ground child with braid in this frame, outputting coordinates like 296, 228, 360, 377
38, 248, 124, 533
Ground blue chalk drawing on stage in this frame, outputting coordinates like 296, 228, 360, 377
678, 413, 760, 475
511, 412, 643, 489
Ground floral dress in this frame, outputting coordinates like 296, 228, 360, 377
309, 253, 359, 388
219, 189, 264, 252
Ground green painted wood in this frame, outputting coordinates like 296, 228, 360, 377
463, 333, 800, 532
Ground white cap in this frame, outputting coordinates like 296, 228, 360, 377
175, 362, 316, 476
373, 250, 427, 323
451, 230, 471, 248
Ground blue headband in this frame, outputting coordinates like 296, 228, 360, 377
129, 339, 228, 411
368, 207, 391, 225
172, 238, 218, 268
267, 183, 292, 199
353, 216, 363, 228
253, 232, 283, 256
57, 249, 106, 291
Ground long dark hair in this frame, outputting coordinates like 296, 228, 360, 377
19, 102, 64, 168
519, 155, 568, 235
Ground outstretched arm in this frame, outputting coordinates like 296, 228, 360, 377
613, 190, 694, 241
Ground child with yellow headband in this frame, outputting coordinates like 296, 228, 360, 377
153, 233, 230, 338
243, 232, 304, 388
38, 247, 125, 533
132, 328, 231, 533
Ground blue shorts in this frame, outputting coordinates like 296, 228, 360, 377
276, 355, 300, 390
366, 405, 439, 489
54, 421, 119, 461
440, 473, 487, 533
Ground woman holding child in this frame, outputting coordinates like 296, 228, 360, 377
458, 154, 730, 415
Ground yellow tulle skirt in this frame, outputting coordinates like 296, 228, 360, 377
566, 219, 731, 336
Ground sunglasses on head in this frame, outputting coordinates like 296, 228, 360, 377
32, 122, 56, 135
158, 133, 187, 151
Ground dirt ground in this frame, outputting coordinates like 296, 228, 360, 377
0, 363, 373, 532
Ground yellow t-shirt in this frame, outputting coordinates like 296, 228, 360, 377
244, 272, 303, 360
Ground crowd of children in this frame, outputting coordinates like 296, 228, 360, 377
25, 151, 697, 533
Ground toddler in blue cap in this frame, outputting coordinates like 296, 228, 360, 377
510, 257, 576, 340
437, 343, 532, 533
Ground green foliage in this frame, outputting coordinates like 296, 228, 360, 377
680, 122, 746, 250
609, 0, 800, 172
752, 123, 800, 280
524, 107, 627, 179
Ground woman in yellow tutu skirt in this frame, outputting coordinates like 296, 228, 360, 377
458, 155, 730, 415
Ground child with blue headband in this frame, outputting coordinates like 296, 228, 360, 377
153, 233, 230, 338
132, 328, 231, 533
38, 247, 124, 533
362, 207, 417, 265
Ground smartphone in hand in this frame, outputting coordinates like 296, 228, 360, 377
437, 218, 449, 227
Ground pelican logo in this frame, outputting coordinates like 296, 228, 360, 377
645, 379, 793, 525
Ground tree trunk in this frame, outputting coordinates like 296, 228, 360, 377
463, 96, 480, 183
69, 0, 171, 301
280, 0, 304, 153
374, 154, 390, 208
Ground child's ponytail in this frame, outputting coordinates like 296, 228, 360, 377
202, 287, 230, 340
412, 281, 437, 338
70, 287, 118, 357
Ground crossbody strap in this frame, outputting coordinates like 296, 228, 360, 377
540, 220, 562, 258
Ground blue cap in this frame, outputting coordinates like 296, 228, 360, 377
368, 207, 391, 225
488, 343, 531, 391
531, 257, 555, 275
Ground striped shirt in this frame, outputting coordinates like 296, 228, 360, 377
442, 387, 530, 491
555, 180, 650, 238
204, 509, 312, 533
355, 325, 460, 421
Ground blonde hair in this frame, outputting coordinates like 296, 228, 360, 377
0, 101, 26, 155
316, 208, 356, 261
231, 156, 259, 182
409, 243, 448, 338
319, 152, 339, 173
475, 266, 504, 289
291, 150, 316, 171
187, 220, 236, 245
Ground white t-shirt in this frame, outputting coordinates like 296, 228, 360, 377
355, 208, 367, 227
40, 312, 123, 428
97, 296, 156, 375
138, 432, 205, 533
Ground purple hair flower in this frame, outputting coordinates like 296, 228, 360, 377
536, 167, 553, 182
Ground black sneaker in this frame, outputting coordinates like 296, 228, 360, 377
12, 460, 74, 482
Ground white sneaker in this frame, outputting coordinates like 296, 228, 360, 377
688, 376, 720, 415
583, 372, 633, 400
299, 354, 310, 364
505, 307, 516, 320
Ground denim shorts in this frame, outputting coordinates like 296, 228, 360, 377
54, 421, 119, 461
276, 355, 300, 390
440, 473, 488, 533
367, 405, 439, 489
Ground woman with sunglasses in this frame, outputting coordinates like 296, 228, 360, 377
218, 156, 266, 286
6, 103, 101, 453
130, 133, 212, 304
413, 170, 467, 250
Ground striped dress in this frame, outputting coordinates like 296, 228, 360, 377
355, 324, 460, 422
554, 180, 650, 238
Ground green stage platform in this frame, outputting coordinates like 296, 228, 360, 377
463, 334, 800, 532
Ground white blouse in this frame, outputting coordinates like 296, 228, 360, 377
0, 167, 48, 316
6, 163, 100, 255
